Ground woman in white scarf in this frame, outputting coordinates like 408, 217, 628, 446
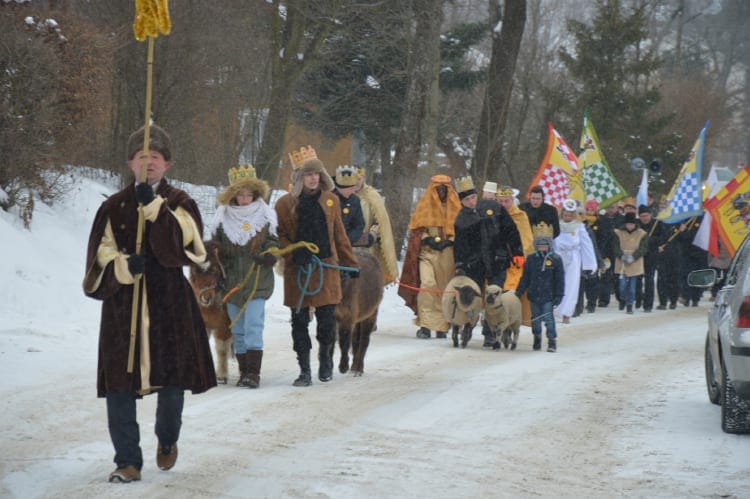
553, 199, 597, 323
208, 165, 278, 388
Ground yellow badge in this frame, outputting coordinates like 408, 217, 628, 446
242, 223, 251, 231
486, 209, 494, 216
545, 260, 552, 266
435, 236, 442, 243
343, 207, 350, 214
326, 199, 334, 207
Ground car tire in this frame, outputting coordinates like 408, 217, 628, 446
705, 335, 720, 405
720, 363, 750, 434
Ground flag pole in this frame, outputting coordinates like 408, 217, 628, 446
127, 0, 171, 374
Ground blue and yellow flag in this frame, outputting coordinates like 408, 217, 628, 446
657, 121, 709, 223
578, 113, 628, 209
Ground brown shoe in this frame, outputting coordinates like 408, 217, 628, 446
108, 465, 141, 483
156, 443, 178, 471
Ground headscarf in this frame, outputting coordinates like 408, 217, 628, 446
408, 174, 461, 237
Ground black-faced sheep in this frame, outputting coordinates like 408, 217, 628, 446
441, 275, 483, 348
484, 284, 522, 350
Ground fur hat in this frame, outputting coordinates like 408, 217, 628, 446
288, 145, 334, 196
624, 212, 637, 224
127, 124, 171, 161
217, 165, 269, 205
638, 204, 651, 215
455, 176, 477, 200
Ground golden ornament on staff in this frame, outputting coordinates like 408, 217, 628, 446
127, 0, 172, 374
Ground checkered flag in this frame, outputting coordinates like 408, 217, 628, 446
584, 163, 627, 206
658, 121, 708, 223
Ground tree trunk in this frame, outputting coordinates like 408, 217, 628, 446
385, 0, 444, 258
473, 0, 526, 183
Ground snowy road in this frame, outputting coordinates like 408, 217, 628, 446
1, 294, 747, 498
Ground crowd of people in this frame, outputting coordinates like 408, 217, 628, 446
84, 125, 710, 483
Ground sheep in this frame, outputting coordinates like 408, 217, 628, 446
441, 275, 483, 348
483, 284, 522, 351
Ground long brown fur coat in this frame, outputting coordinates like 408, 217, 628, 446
83, 180, 217, 397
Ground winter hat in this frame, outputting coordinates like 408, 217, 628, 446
288, 145, 334, 196
638, 204, 651, 215
534, 236, 553, 249
585, 199, 599, 212
334, 165, 359, 188
624, 212, 637, 224
127, 124, 172, 161
217, 165, 269, 205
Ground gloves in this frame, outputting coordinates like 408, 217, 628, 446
421, 237, 439, 250
135, 183, 155, 205
455, 267, 466, 277
435, 239, 454, 251
341, 269, 360, 280
582, 269, 594, 280
512, 255, 525, 268
127, 253, 146, 276
622, 254, 634, 265
252, 253, 277, 267
292, 248, 312, 266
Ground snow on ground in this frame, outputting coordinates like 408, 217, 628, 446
1, 171, 748, 498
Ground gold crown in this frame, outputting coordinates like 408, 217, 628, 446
357, 167, 366, 177
455, 176, 475, 193
497, 185, 516, 197
532, 221, 554, 239
335, 165, 359, 187
289, 145, 318, 169
227, 165, 257, 185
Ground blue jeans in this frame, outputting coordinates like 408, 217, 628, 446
618, 275, 638, 305
530, 301, 556, 339
227, 299, 266, 353
106, 387, 184, 470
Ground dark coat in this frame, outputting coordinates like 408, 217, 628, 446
453, 199, 522, 285
212, 225, 279, 305
516, 250, 565, 304
275, 189, 359, 309
335, 190, 365, 244
589, 215, 615, 263
83, 181, 217, 397
519, 201, 561, 238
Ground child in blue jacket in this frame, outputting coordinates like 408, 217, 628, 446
516, 236, 565, 352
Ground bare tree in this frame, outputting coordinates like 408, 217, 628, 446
386, 0, 445, 253
473, 0, 526, 183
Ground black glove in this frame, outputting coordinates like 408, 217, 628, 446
127, 253, 146, 276
252, 253, 277, 267
292, 248, 312, 266
455, 267, 466, 277
436, 239, 454, 251
341, 269, 360, 280
421, 237, 438, 250
135, 183, 155, 205
582, 269, 594, 280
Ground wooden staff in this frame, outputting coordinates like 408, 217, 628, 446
128, 0, 172, 373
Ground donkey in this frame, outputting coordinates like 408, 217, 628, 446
189, 241, 233, 384
336, 250, 384, 376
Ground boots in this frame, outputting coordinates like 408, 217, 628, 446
318, 342, 334, 382
243, 350, 263, 389
533, 335, 542, 351
235, 353, 248, 387
547, 339, 557, 353
292, 350, 312, 387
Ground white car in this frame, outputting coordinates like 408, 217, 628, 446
689, 233, 750, 434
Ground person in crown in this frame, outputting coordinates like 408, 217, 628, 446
274, 146, 359, 386
332, 165, 365, 245
206, 165, 279, 389
398, 174, 461, 340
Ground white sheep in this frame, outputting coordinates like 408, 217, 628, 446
441, 275, 483, 348
483, 284, 522, 350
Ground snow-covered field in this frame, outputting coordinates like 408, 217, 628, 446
1, 173, 747, 498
